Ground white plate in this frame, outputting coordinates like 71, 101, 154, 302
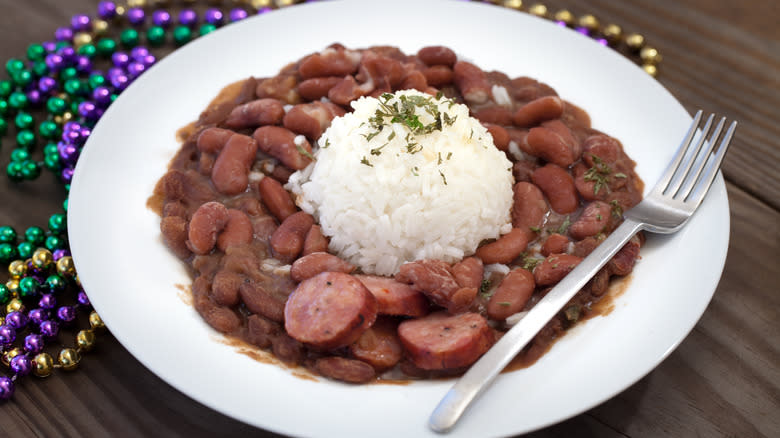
68, 1, 730, 436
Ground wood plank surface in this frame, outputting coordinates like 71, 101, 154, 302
0, 1, 777, 437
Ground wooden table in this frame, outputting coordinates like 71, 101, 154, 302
0, 1, 777, 436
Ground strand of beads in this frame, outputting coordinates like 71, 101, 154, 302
0, 247, 105, 400
496, 1, 663, 77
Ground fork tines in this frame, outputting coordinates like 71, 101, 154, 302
662, 110, 737, 203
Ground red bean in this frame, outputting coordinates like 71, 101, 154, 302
290, 252, 355, 282
302, 225, 328, 256
587, 268, 610, 297
357, 50, 406, 91
239, 281, 286, 323
533, 254, 583, 286
541, 233, 570, 256
216, 209, 254, 252
349, 318, 403, 371
223, 98, 285, 129
484, 123, 510, 152
453, 61, 491, 104
573, 162, 601, 201
187, 201, 229, 255
572, 236, 601, 258
582, 134, 621, 167
328, 75, 372, 106
211, 270, 243, 307
269, 211, 315, 264
246, 314, 279, 348
507, 127, 534, 156
255, 74, 300, 104
512, 160, 537, 183
272, 333, 304, 364
512, 96, 564, 127
252, 215, 278, 242
473, 106, 513, 126
298, 48, 361, 79
452, 257, 484, 289
313, 357, 376, 383
297, 76, 343, 101
398, 69, 428, 92
253, 126, 313, 171
257, 176, 297, 222
510, 76, 558, 102
569, 201, 611, 240
192, 275, 240, 334
417, 46, 457, 67
526, 120, 579, 167
160, 216, 190, 259
487, 268, 535, 320
422, 65, 454, 87
532, 164, 579, 214
211, 133, 257, 195
607, 236, 641, 276
475, 228, 529, 265
196, 127, 233, 153
282, 101, 345, 141
511, 182, 549, 238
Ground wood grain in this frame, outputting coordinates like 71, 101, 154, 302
0, 1, 777, 437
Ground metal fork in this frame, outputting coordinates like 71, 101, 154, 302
428, 111, 737, 433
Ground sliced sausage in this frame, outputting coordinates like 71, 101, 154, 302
355, 275, 429, 317
395, 260, 463, 313
398, 312, 494, 370
284, 272, 377, 350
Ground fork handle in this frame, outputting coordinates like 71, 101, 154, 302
429, 218, 645, 433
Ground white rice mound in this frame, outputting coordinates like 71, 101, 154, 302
286, 90, 514, 276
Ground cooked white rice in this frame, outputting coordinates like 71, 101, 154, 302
286, 90, 514, 275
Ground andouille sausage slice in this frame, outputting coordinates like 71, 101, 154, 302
395, 260, 463, 313
398, 312, 494, 370
355, 274, 429, 317
284, 272, 377, 350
